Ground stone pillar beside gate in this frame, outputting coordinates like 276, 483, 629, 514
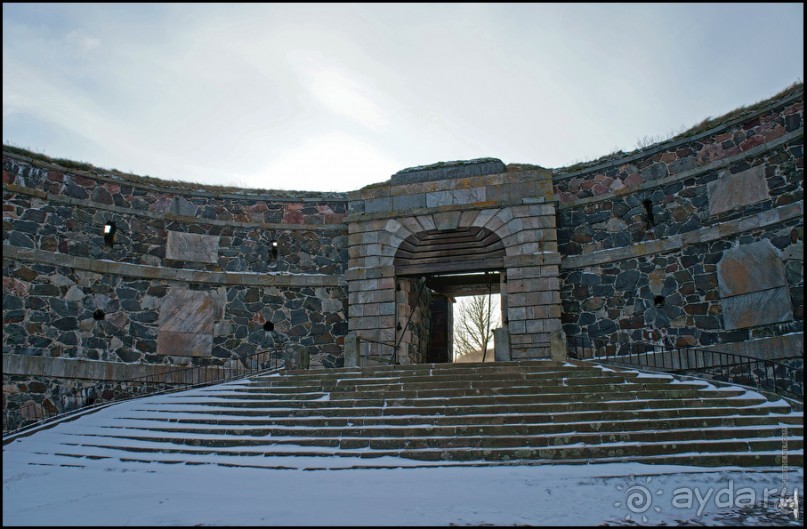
345, 263, 398, 364
503, 248, 563, 357
493, 327, 511, 361
499, 199, 563, 360
344, 332, 361, 367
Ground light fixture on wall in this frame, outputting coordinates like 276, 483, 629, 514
103, 222, 117, 247
270, 240, 279, 261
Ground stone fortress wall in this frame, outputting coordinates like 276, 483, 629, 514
3, 163, 352, 414
554, 85, 803, 358
2, 82, 803, 419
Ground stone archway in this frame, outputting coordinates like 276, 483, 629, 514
394, 227, 505, 276
393, 227, 504, 364
346, 158, 563, 364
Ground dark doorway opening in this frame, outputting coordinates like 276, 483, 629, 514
426, 294, 452, 363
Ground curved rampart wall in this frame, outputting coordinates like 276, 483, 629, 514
554, 86, 803, 357
2, 83, 804, 422
3, 156, 350, 417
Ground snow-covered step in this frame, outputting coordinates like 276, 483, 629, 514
61, 425, 801, 453
88, 422, 802, 445
125, 396, 775, 416
100, 411, 803, 432
6, 360, 802, 469
178, 387, 747, 404
176, 386, 755, 403
29, 446, 800, 471
42, 436, 803, 466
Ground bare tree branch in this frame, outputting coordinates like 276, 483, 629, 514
454, 295, 500, 359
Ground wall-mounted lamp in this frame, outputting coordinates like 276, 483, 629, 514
103, 222, 117, 247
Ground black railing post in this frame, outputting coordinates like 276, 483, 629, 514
772, 361, 778, 392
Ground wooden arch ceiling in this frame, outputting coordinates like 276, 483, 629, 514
393, 227, 505, 278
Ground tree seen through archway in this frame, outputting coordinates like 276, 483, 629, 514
453, 294, 501, 362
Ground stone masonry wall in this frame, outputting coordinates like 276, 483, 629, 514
2, 265, 348, 366
559, 217, 802, 354
3, 152, 350, 420
396, 277, 432, 364
556, 139, 802, 256
553, 91, 802, 204
3, 158, 348, 275
555, 85, 803, 357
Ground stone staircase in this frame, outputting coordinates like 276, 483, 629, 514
6, 360, 803, 470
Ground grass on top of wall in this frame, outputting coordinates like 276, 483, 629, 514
559, 80, 803, 174
1, 143, 342, 197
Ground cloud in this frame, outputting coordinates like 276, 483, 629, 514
249, 131, 400, 191
289, 52, 389, 131
3, 4, 803, 192
65, 29, 100, 54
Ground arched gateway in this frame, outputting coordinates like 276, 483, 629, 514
345, 158, 564, 364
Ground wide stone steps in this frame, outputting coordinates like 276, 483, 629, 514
9, 360, 803, 469
43, 437, 804, 465
257, 372, 674, 389
29, 442, 797, 472
250, 367, 673, 388
231, 381, 680, 396
135, 396, 781, 415
104, 412, 804, 432
92, 419, 803, 440
71, 424, 801, 449
183, 387, 744, 402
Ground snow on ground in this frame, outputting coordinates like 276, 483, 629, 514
3, 449, 802, 526
3, 381, 803, 526
4, 444, 802, 525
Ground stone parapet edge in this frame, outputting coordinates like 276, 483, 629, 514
2, 245, 347, 287
347, 168, 551, 201
552, 89, 803, 181
560, 200, 803, 269
3, 183, 348, 232
2, 353, 200, 381
2, 151, 349, 202
557, 130, 803, 210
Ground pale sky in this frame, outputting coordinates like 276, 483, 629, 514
3, 3, 804, 192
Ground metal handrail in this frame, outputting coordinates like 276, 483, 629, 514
360, 336, 398, 364
566, 335, 804, 400
3, 346, 285, 436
